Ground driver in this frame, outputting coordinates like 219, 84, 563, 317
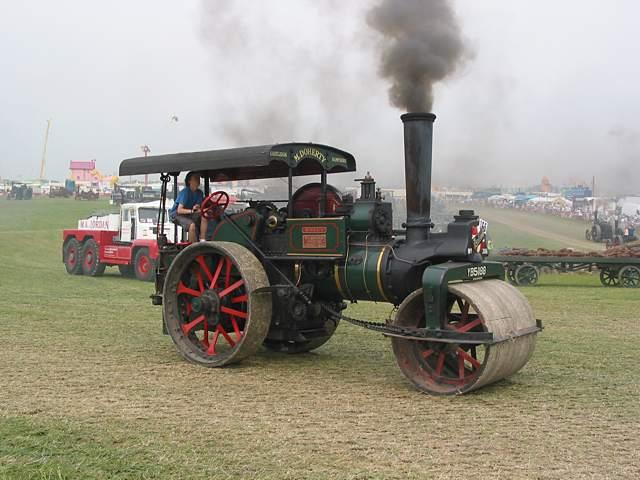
169, 172, 208, 243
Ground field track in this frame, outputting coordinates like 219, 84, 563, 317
471, 206, 603, 251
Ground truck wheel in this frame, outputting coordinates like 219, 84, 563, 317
81, 239, 106, 276
134, 248, 155, 282
118, 265, 135, 278
64, 238, 83, 275
585, 229, 592, 241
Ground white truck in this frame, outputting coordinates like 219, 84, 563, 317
63, 201, 185, 281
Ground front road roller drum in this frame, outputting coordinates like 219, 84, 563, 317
391, 279, 537, 395
163, 242, 272, 367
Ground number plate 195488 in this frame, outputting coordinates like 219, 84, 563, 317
466, 265, 487, 279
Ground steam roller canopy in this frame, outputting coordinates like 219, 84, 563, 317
392, 279, 537, 395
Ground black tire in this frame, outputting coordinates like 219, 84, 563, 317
63, 238, 83, 275
81, 238, 106, 276
264, 318, 340, 354
118, 265, 135, 278
134, 248, 155, 282
592, 224, 602, 242
585, 229, 592, 241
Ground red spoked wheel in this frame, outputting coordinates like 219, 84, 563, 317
134, 248, 155, 282
162, 242, 272, 367
391, 280, 538, 395
201, 191, 230, 220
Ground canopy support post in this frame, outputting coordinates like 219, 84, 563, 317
288, 167, 293, 218
157, 173, 170, 245
173, 174, 179, 242
320, 170, 327, 217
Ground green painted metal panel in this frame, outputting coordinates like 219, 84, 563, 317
422, 261, 505, 329
210, 210, 263, 250
269, 145, 353, 172
286, 217, 346, 257
336, 243, 391, 302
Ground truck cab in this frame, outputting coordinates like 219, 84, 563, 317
119, 202, 179, 243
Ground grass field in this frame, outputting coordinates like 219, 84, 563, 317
1, 199, 639, 479
469, 206, 599, 252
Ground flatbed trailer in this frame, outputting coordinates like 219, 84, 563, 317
491, 254, 640, 288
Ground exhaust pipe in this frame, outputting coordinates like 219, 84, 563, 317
401, 112, 436, 244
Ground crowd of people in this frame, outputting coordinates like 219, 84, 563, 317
478, 194, 640, 232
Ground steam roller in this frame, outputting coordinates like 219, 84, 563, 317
119, 111, 541, 396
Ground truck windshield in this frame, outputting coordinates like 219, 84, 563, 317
139, 208, 159, 224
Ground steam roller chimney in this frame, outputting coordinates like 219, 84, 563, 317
401, 112, 436, 244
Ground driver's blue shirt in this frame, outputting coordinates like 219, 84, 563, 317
169, 187, 204, 219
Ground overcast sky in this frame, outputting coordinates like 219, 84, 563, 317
1, 0, 638, 193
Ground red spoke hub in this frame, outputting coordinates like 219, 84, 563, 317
176, 252, 248, 356
414, 296, 486, 388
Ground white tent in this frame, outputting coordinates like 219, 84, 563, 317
527, 196, 553, 204
619, 197, 640, 216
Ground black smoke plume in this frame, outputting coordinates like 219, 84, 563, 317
367, 0, 469, 111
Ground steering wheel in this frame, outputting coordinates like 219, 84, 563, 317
201, 191, 230, 220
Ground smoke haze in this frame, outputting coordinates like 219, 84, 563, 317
0, 0, 639, 194
367, 0, 469, 112
199, 0, 371, 149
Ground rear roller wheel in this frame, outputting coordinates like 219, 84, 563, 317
599, 269, 619, 287
391, 279, 538, 395
63, 238, 82, 275
515, 264, 539, 286
619, 266, 640, 288
163, 242, 272, 367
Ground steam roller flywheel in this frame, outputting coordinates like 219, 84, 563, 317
391, 279, 537, 395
